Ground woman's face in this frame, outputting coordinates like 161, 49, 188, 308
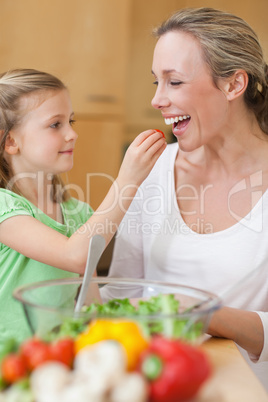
151, 31, 229, 151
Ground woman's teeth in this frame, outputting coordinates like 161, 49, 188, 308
164, 115, 190, 125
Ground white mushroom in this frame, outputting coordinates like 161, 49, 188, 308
60, 377, 106, 402
30, 361, 71, 402
74, 340, 126, 392
110, 373, 148, 402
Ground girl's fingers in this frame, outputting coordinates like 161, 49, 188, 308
154, 129, 165, 138
118, 129, 167, 187
134, 131, 166, 154
131, 129, 155, 146
132, 129, 166, 148
144, 138, 167, 161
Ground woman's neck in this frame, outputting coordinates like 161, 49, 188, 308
204, 131, 268, 176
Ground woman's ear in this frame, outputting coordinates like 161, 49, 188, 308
223, 70, 248, 101
4, 133, 19, 155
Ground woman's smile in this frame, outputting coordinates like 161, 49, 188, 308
164, 115, 191, 137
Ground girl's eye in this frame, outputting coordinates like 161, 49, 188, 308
69, 119, 76, 126
153, 81, 158, 86
50, 122, 60, 129
170, 81, 182, 86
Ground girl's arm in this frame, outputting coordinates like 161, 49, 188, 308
0, 130, 166, 273
207, 307, 264, 357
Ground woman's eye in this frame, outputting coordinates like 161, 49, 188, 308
69, 119, 76, 126
152, 80, 182, 86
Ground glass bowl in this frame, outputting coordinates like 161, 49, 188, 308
13, 277, 221, 343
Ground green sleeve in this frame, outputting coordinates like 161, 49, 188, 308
0, 189, 33, 223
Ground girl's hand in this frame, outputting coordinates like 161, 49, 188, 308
117, 129, 166, 187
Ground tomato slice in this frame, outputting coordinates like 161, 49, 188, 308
1, 353, 27, 384
49, 338, 75, 368
20, 338, 52, 371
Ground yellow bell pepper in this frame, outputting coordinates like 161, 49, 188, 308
75, 319, 149, 371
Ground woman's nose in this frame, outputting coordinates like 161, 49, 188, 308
151, 86, 170, 110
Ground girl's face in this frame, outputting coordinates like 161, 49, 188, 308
151, 31, 229, 151
9, 89, 78, 176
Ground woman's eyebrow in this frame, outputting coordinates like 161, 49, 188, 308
151, 69, 181, 76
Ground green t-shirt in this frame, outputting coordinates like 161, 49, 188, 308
0, 189, 93, 348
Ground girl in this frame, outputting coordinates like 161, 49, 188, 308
0, 68, 166, 345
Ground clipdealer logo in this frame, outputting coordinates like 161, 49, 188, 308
227, 170, 264, 232
6, 169, 265, 234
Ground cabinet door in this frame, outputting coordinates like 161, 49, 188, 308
125, 0, 183, 144
62, 0, 131, 115
0, 0, 131, 115
66, 118, 124, 211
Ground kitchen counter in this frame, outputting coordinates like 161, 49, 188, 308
197, 337, 268, 401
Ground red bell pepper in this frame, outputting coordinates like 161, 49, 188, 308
139, 336, 211, 402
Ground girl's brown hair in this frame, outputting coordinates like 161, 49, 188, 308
0, 68, 70, 202
154, 7, 268, 134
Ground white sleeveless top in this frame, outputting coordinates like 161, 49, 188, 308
108, 143, 268, 388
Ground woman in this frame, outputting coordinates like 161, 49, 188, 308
105, 8, 268, 388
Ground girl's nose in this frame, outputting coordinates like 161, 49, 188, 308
151, 86, 170, 110
65, 126, 78, 142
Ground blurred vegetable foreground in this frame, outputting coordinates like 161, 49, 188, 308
0, 319, 212, 402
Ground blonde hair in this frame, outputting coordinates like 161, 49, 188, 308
153, 7, 268, 134
0, 68, 70, 202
